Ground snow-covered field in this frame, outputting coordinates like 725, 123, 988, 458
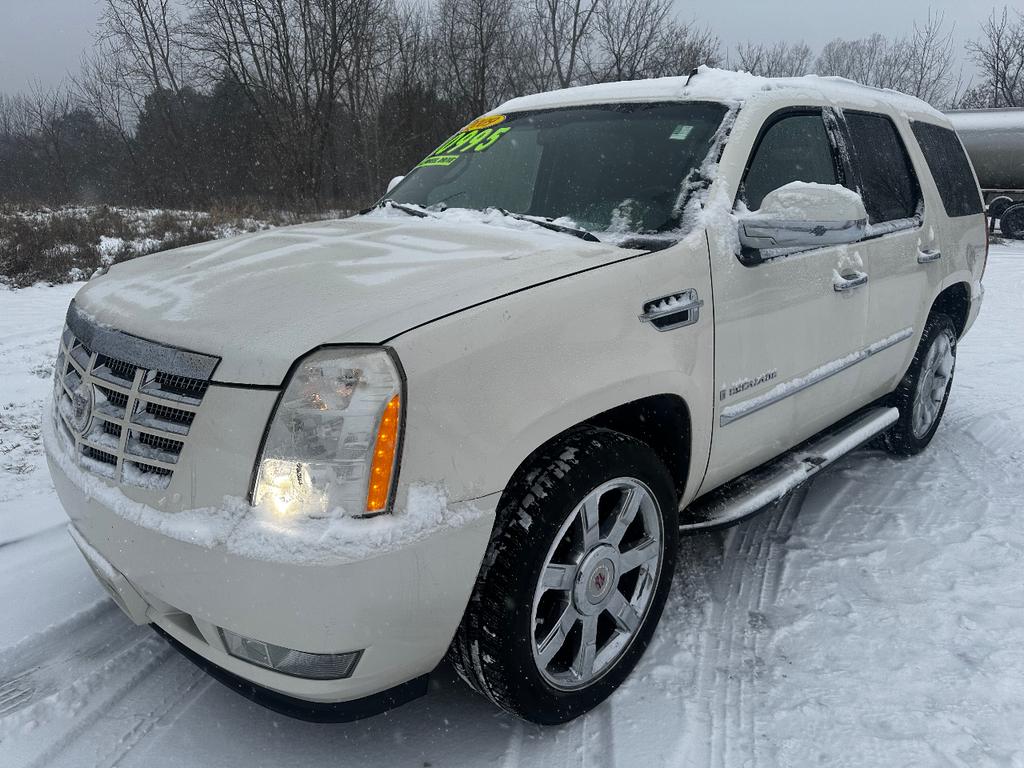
1, 246, 1022, 767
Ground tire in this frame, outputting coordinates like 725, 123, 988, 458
1001, 203, 1024, 240
449, 426, 678, 724
987, 195, 1014, 220
883, 313, 957, 456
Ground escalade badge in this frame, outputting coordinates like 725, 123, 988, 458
720, 369, 778, 401
70, 382, 95, 436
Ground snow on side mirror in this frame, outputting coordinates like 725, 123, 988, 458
738, 182, 868, 251
386, 175, 405, 194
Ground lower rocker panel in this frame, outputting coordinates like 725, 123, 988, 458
680, 406, 899, 533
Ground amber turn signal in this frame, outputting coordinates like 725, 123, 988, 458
366, 395, 401, 513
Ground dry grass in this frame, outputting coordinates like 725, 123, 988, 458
0, 205, 342, 288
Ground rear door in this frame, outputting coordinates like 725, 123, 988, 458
908, 119, 987, 312
837, 111, 933, 400
701, 107, 871, 492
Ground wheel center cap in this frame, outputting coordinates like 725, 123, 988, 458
574, 545, 618, 615
589, 561, 614, 599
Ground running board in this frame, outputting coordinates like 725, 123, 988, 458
679, 406, 899, 533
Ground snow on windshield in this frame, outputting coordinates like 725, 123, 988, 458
387, 102, 729, 241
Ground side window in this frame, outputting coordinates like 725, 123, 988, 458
909, 121, 983, 218
742, 112, 838, 210
844, 112, 921, 224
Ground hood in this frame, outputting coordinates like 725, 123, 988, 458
72, 212, 640, 385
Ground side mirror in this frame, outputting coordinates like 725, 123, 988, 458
386, 175, 405, 194
738, 182, 867, 252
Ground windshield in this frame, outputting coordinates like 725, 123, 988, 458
387, 102, 729, 240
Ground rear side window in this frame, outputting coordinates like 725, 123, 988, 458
742, 112, 838, 210
910, 121, 983, 217
844, 112, 921, 224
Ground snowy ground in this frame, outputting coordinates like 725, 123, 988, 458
1, 247, 1022, 767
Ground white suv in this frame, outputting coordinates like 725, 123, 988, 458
44, 68, 986, 724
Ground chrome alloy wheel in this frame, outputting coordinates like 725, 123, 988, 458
912, 330, 955, 438
530, 478, 664, 691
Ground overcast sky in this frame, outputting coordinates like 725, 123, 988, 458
0, 0, 995, 95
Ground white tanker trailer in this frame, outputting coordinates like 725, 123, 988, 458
946, 108, 1024, 239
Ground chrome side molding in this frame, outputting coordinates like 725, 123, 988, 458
719, 328, 914, 427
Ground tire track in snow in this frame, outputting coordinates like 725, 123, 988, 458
690, 486, 804, 768
96, 668, 212, 768
1, 634, 173, 767
0, 601, 147, 721
0, 592, 204, 768
5, 633, 211, 768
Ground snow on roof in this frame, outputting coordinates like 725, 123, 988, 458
491, 66, 945, 122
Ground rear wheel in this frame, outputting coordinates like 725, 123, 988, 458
449, 427, 678, 724
883, 314, 956, 456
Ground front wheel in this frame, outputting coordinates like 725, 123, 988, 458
449, 427, 678, 724
883, 313, 957, 456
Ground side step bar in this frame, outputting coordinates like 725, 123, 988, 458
679, 406, 899, 533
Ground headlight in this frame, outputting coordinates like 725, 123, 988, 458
252, 347, 404, 519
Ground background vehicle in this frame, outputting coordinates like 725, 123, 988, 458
946, 108, 1024, 238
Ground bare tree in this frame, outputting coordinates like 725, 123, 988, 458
902, 11, 957, 104
588, 0, 720, 82
76, 50, 149, 192
25, 85, 78, 200
434, 0, 519, 115
656, 24, 722, 76
89, 0, 198, 195
967, 6, 1024, 107
188, 0, 382, 201
814, 13, 955, 105
735, 41, 813, 77
527, 0, 599, 89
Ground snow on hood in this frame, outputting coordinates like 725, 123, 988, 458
72, 209, 640, 385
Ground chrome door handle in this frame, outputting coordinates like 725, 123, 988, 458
917, 248, 942, 264
639, 289, 703, 331
833, 271, 869, 292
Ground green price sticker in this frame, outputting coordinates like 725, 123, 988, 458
416, 117, 512, 169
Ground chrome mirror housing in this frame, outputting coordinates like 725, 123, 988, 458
738, 182, 868, 251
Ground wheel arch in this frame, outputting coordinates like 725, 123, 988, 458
501, 394, 693, 505
930, 281, 971, 339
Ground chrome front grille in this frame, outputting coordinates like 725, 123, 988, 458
53, 303, 219, 490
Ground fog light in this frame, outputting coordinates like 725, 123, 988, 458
219, 628, 362, 680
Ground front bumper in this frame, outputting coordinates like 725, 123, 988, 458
46, 438, 497, 712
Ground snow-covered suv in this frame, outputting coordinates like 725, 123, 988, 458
44, 68, 986, 724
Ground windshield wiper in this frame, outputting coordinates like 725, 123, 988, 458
364, 198, 429, 218
495, 209, 601, 242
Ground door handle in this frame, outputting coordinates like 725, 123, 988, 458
639, 289, 703, 331
917, 248, 942, 264
833, 270, 869, 292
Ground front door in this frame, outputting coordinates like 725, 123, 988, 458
701, 107, 872, 493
